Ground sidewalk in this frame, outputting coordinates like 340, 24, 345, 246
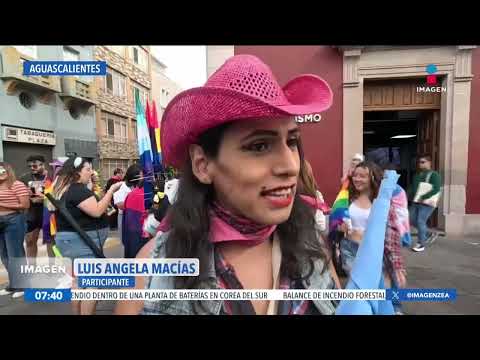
0, 231, 123, 315
401, 235, 480, 315
0, 231, 122, 286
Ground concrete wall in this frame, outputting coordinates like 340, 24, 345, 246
0, 45, 97, 162
151, 56, 182, 119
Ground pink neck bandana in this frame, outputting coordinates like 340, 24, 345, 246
209, 202, 276, 246
156, 202, 277, 246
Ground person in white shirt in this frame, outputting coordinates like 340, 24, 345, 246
143, 177, 180, 237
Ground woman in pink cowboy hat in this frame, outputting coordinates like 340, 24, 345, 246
118, 54, 337, 315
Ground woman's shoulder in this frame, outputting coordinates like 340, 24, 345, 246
12, 180, 28, 189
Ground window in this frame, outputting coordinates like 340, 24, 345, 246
107, 118, 114, 136
63, 47, 80, 61
14, 46, 37, 59
118, 76, 126, 98
104, 67, 126, 97
133, 47, 139, 63
101, 159, 130, 182
130, 46, 148, 72
106, 70, 113, 92
19, 92, 35, 109
131, 120, 137, 142
121, 123, 127, 140
69, 106, 81, 119
101, 112, 128, 143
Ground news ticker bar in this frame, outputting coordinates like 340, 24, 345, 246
23, 289, 457, 303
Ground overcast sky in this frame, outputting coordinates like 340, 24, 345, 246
151, 46, 207, 90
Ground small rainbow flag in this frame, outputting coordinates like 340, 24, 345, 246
42, 178, 57, 242
328, 179, 350, 243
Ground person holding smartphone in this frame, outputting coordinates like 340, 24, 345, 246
20, 155, 51, 261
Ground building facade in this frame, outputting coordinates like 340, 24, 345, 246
0, 45, 97, 177
207, 45, 480, 236
94, 46, 151, 181
151, 55, 182, 119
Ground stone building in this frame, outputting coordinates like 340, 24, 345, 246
94, 46, 151, 180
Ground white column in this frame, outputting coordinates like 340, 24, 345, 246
443, 46, 475, 235
342, 49, 363, 175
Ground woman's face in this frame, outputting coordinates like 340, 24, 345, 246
352, 166, 372, 193
198, 117, 301, 225
79, 162, 93, 184
0, 167, 8, 182
418, 157, 431, 170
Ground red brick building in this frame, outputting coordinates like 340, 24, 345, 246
207, 46, 480, 236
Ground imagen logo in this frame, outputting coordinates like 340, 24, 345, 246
416, 64, 447, 93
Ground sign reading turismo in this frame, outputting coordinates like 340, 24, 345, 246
295, 113, 322, 123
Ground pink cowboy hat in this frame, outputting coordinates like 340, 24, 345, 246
161, 54, 333, 168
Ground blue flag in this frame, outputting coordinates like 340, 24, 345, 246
336, 170, 400, 315
135, 92, 154, 210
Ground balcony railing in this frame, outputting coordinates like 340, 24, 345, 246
59, 77, 97, 109
0, 46, 61, 95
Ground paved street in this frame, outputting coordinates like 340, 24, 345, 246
0, 231, 123, 315
0, 231, 479, 315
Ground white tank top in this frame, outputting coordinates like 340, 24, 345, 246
349, 202, 371, 232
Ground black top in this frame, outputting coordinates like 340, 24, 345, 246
20, 172, 49, 209
153, 197, 170, 222
56, 183, 109, 232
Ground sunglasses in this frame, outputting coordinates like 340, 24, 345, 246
418, 160, 428, 164
28, 163, 42, 169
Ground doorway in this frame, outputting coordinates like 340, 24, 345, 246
2, 142, 54, 179
363, 109, 441, 228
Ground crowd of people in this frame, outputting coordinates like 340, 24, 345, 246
0, 54, 443, 315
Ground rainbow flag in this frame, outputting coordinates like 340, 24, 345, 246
146, 100, 162, 174
135, 92, 154, 210
151, 100, 162, 168
42, 178, 57, 242
328, 179, 350, 243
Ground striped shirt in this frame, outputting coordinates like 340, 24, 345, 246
0, 181, 29, 208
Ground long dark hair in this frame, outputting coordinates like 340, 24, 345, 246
165, 122, 329, 295
348, 161, 383, 203
125, 164, 142, 188
52, 157, 91, 200
298, 159, 319, 198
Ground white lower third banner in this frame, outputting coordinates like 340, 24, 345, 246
71, 289, 386, 301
